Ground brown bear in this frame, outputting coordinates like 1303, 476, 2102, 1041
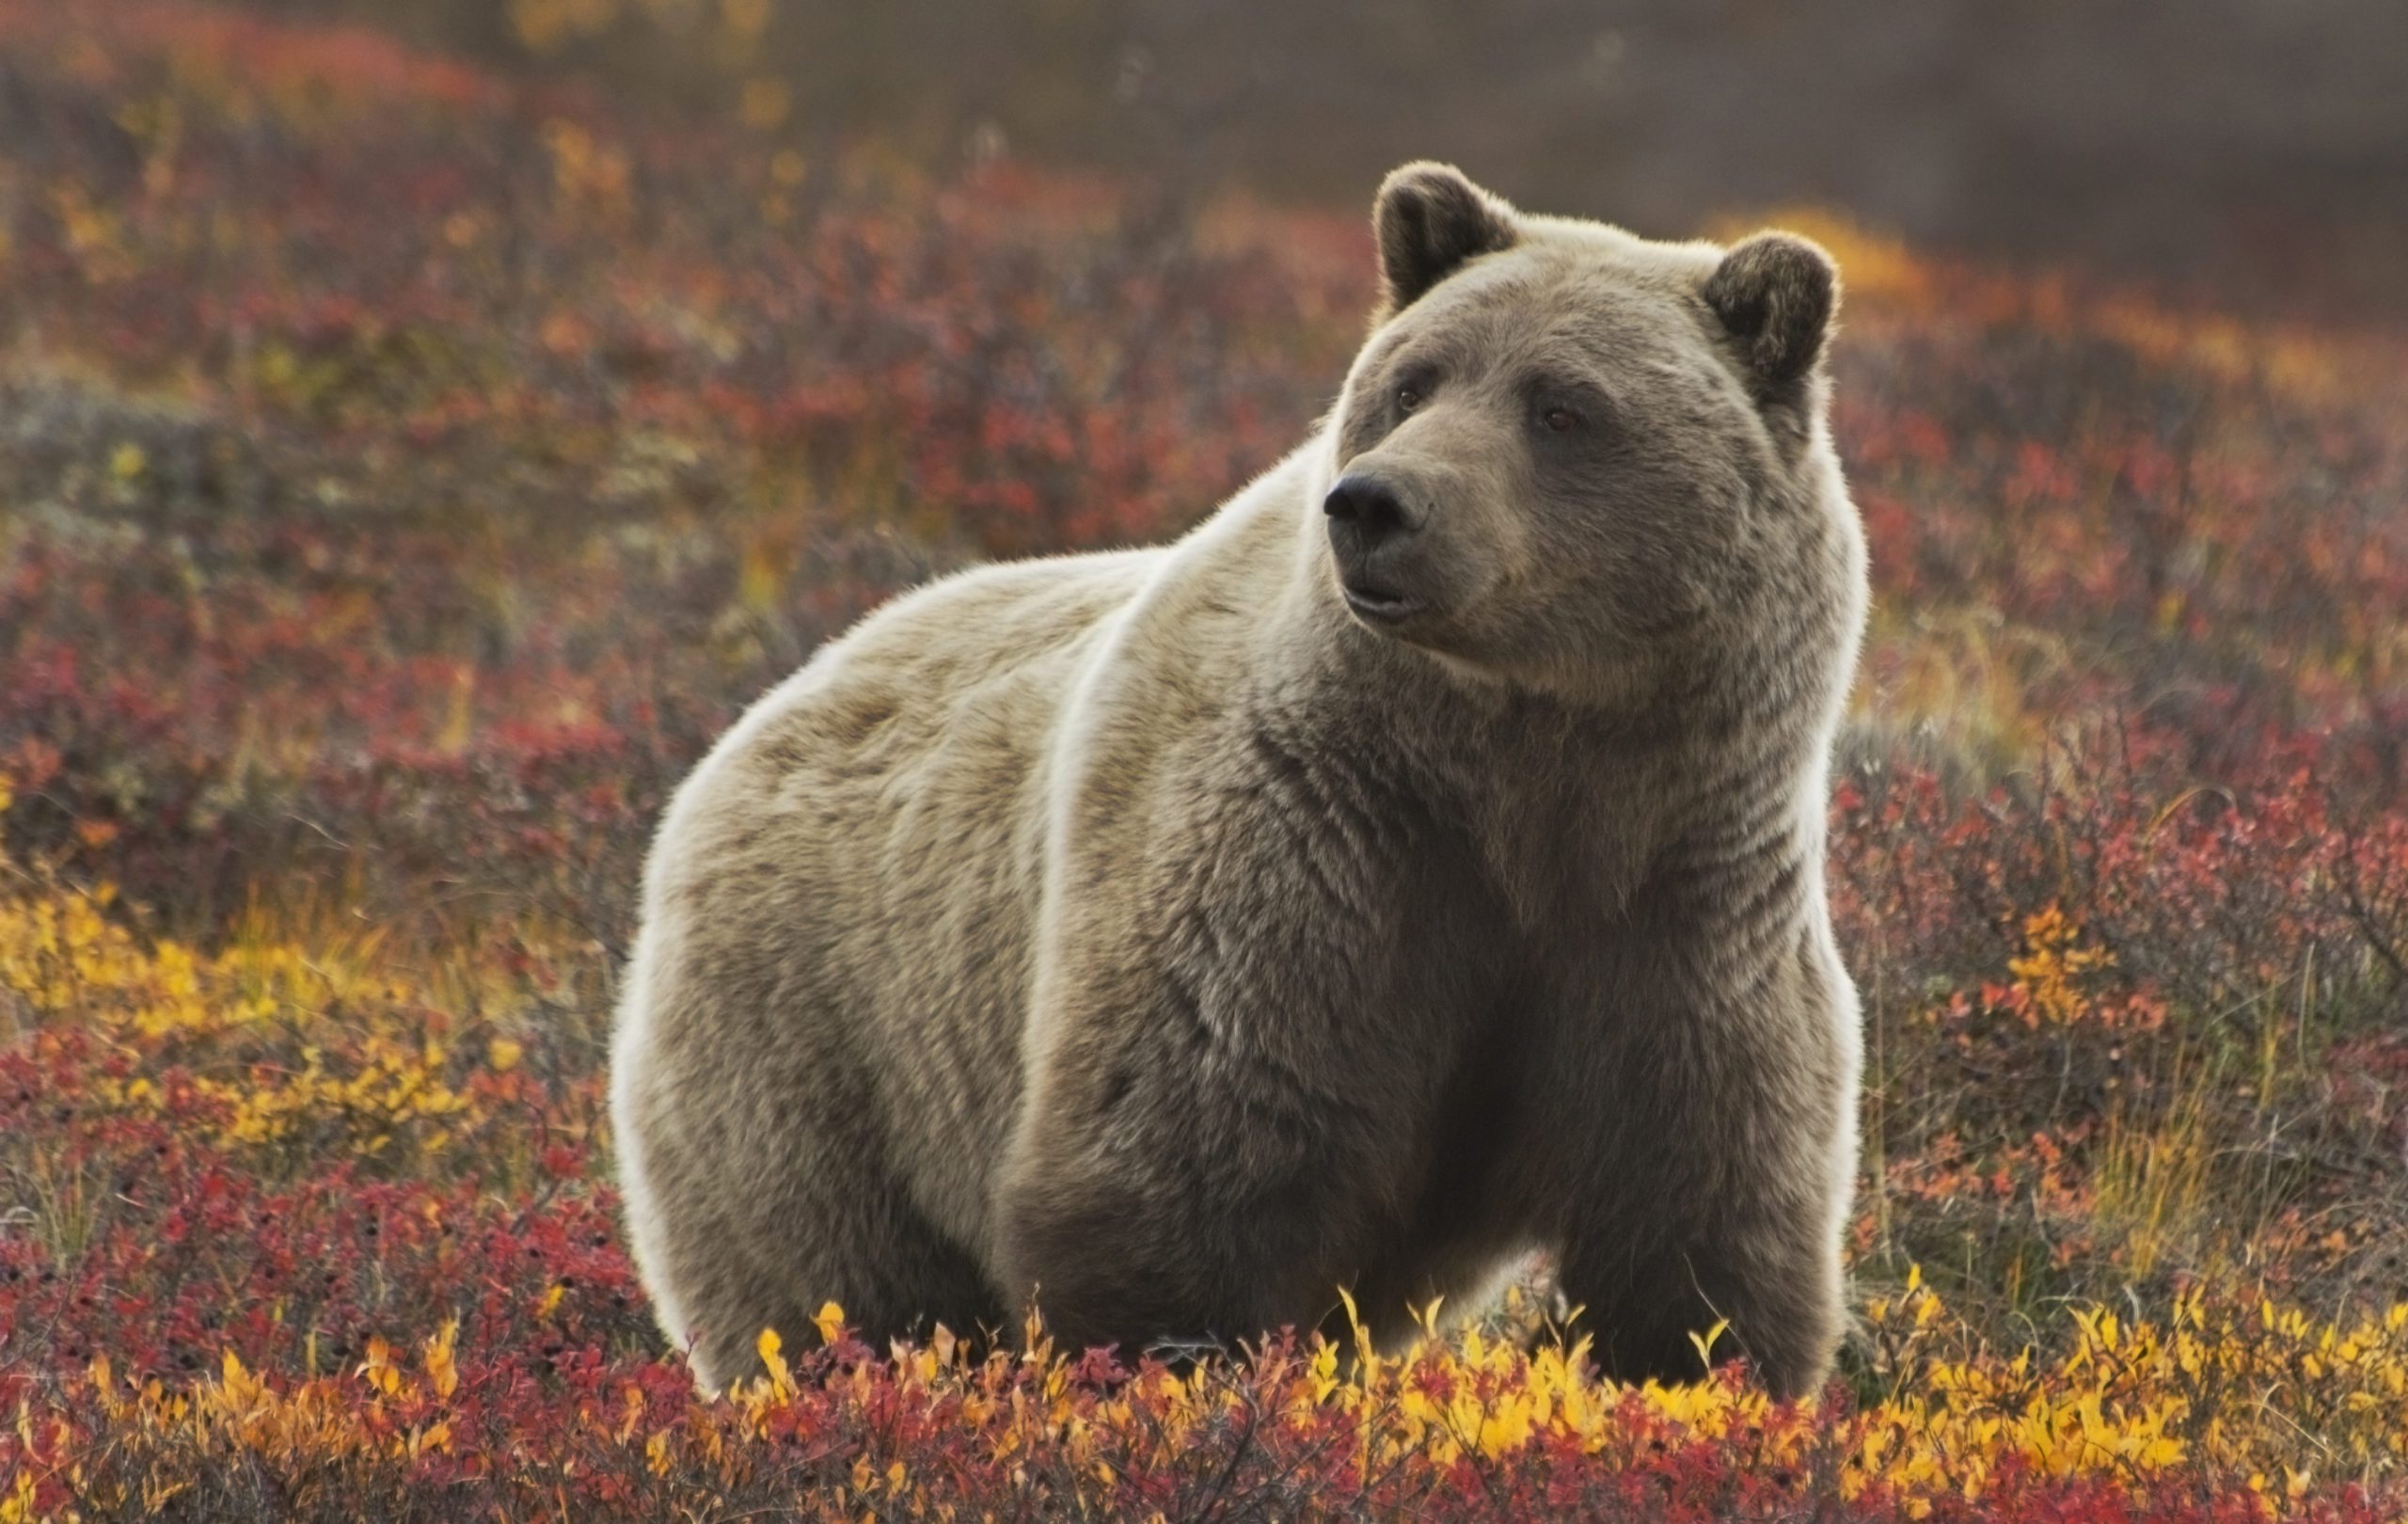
609, 163, 1868, 1400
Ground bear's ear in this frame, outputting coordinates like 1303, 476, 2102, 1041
1373, 162, 1519, 317
1702, 232, 1839, 403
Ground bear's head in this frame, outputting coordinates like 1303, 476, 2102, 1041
1322, 163, 1857, 706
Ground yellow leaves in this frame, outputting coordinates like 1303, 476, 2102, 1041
1335, 1284, 1378, 1378
752, 1326, 795, 1405
207, 1350, 277, 1440
737, 529, 795, 614
0, 883, 153, 1018
1640, 1375, 1739, 1434
49, 179, 129, 281
436, 665, 477, 756
813, 1301, 848, 1346
199, 1038, 471, 1155
422, 1321, 459, 1401
403, 1419, 452, 1460
357, 1338, 405, 1399
2006, 903, 2114, 1027
2004, 1388, 2185, 1478
1687, 1317, 1731, 1374
66, 1325, 483, 1484
1472, 1391, 1535, 1461
0, 871, 473, 1058
1307, 1340, 1341, 1405
2249, 1466, 2315, 1502
485, 1036, 524, 1072
541, 119, 632, 223
25, 1283, 2408, 1516
1861, 1277, 2408, 1497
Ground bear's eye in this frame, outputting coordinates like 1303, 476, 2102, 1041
1543, 406, 1582, 434
1397, 384, 1424, 414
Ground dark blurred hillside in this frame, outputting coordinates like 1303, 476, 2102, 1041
253, 0, 2408, 321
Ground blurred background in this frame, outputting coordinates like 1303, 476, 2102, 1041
261, 0, 2408, 321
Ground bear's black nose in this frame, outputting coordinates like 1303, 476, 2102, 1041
1323, 474, 1420, 556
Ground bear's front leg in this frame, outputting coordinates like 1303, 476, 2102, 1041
992, 1151, 1231, 1355
1548, 928, 1860, 1401
997, 705, 1499, 1357
991, 992, 1428, 1358
992, 1068, 1384, 1357
1555, 1166, 1846, 1401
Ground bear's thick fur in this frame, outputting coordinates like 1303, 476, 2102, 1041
610, 164, 1868, 1399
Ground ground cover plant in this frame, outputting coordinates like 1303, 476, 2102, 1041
2, 3, 2405, 1519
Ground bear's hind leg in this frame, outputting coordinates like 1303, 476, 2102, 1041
641, 1151, 1006, 1389
661, 1229, 822, 1393
617, 1063, 1004, 1389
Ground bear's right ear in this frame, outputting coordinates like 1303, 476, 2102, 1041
1373, 163, 1519, 318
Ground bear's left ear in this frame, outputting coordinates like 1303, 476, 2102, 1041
1373, 162, 1520, 317
1702, 232, 1839, 404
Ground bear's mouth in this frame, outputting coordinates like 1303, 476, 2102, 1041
1340, 580, 1421, 624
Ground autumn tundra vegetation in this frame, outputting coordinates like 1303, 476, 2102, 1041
2, 3, 2407, 1520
